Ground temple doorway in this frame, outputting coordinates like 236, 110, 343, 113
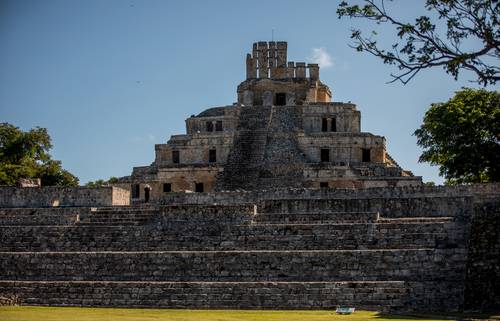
144, 185, 151, 203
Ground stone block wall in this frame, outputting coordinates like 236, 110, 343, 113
0, 249, 466, 282
0, 187, 129, 208
0, 281, 408, 311
0, 207, 88, 225
302, 103, 360, 133
464, 200, 500, 311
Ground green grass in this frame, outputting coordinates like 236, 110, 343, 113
1, 306, 499, 321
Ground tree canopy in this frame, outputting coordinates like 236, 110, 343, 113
85, 177, 119, 188
0, 123, 79, 186
337, 0, 499, 85
414, 88, 500, 184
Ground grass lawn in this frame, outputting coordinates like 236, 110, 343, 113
0, 306, 499, 321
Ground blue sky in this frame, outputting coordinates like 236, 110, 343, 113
0, 0, 496, 184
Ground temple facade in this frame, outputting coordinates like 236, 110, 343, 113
119, 41, 421, 202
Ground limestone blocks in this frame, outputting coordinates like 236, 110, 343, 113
245, 42, 321, 81
243, 90, 254, 106
262, 91, 273, 107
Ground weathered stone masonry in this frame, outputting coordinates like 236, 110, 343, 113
0, 184, 498, 311
118, 41, 419, 203
0, 41, 498, 312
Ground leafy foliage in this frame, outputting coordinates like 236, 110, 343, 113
414, 88, 500, 184
85, 177, 119, 188
0, 123, 79, 186
337, 0, 500, 85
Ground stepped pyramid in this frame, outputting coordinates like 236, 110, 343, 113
119, 41, 420, 201
0, 41, 498, 313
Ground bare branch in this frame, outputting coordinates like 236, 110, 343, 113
337, 0, 500, 85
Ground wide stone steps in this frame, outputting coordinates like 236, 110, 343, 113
259, 198, 468, 218
252, 211, 380, 223
0, 220, 460, 251
0, 208, 84, 226
0, 249, 466, 282
77, 208, 159, 226
0, 280, 411, 311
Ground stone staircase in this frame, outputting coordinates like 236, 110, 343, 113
0, 191, 474, 312
216, 105, 308, 191
77, 207, 159, 226
215, 106, 272, 191
251, 211, 380, 224
258, 106, 306, 189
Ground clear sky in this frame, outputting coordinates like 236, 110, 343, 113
0, 0, 496, 185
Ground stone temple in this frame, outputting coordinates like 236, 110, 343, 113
121, 41, 420, 202
0, 41, 498, 313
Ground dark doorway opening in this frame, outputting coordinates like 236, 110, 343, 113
330, 118, 337, 132
275, 93, 286, 106
144, 187, 150, 203
195, 182, 204, 193
322, 118, 328, 132
320, 182, 329, 188
362, 148, 371, 162
209, 149, 217, 163
131, 184, 140, 198
321, 149, 330, 162
206, 121, 214, 132
215, 121, 223, 131
172, 151, 180, 164
163, 183, 172, 193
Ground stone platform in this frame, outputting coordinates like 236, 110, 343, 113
0, 184, 498, 312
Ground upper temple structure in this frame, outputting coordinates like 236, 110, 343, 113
120, 41, 421, 202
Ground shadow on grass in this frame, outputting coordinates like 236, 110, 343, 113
375, 313, 450, 320
375, 312, 500, 320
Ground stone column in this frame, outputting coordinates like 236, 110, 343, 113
275, 42, 288, 79
268, 41, 276, 78
252, 43, 258, 78
308, 63, 319, 80
243, 90, 254, 106
257, 42, 269, 78
296, 62, 306, 79
276, 42, 287, 67
287, 62, 295, 78
286, 93, 296, 106
246, 54, 256, 79
262, 91, 273, 107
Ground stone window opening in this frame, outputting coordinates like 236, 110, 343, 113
330, 118, 337, 132
131, 184, 140, 198
195, 182, 204, 193
321, 148, 330, 162
206, 121, 214, 132
275, 93, 287, 106
215, 121, 223, 131
362, 148, 371, 162
209, 149, 217, 163
320, 182, 329, 188
144, 185, 151, 203
163, 183, 172, 193
321, 118, 328, 132
172, 150, 180, 164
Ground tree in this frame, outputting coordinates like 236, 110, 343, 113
337, 0, 500, 85
0, 123, 79, 186
85, 177, 119, 188
414, 88, 500, 184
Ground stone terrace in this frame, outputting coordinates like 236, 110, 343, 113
0, 184, 498, 312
